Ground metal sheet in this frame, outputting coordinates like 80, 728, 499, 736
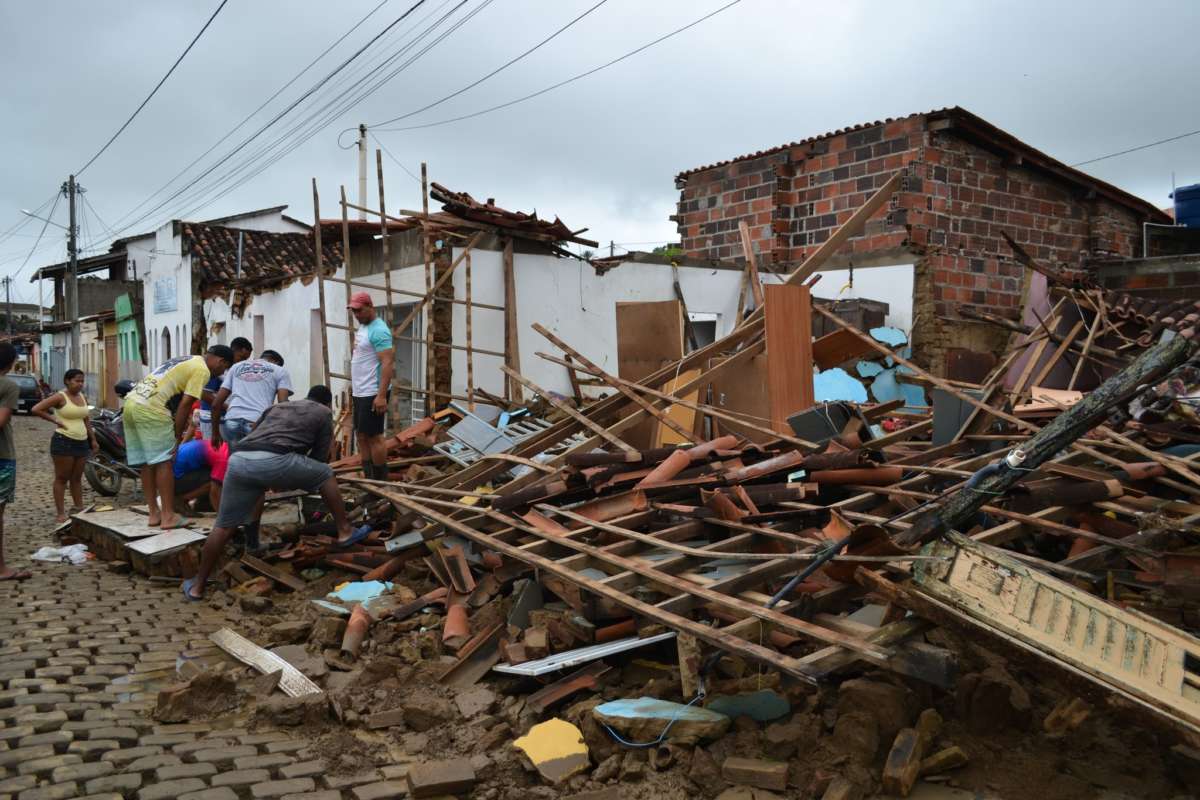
492, 633, 677, 676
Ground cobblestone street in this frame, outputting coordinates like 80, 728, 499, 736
0, 416, 409, 800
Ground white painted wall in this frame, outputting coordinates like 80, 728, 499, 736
806, 263, 915, 333
140, 222, 191, 368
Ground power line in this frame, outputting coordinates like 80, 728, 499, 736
372, 133, 422, 183
363, 0, 610, 130
9, 192, 62, 284
1072, 127, 1200, 168
375, 0, 743, 133
76, 0, 230, 176
166, 0, 487, 224
105, 0, 440, 238
107, 0, 395, 236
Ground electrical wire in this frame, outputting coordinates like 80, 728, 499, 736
104, 0, 436, 238
371, 132, 422, 183
107, 0, 395, 237
1072, 126, 1200, 168
75, 0, 230, 176
362, 0, 610, 130
170, 0, 484, 223
375, 0, 743, 132
0, 192, 59, 250
109, 0, 486, 237
8, 193, 62, 283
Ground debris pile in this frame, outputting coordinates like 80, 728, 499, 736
134, 176, 1200, 797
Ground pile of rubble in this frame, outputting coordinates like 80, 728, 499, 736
142, 181, 1200, 799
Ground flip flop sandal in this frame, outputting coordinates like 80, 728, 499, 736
334, 523, 373, 549
181, 578, 203, 602
162, 517, 195, 530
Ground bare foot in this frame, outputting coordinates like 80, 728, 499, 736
55, 514, 69, 524
160, 515, 184, 530
147, 516, 161, 528
0, 568, 31, 581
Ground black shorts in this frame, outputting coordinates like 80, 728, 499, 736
174, 469, 210, 497
50, 433, 91, 458
352, 394, 387, 437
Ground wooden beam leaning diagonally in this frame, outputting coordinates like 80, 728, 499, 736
392, 231, 485, 344
531, 322, 701, 445
738, 219, 766, 307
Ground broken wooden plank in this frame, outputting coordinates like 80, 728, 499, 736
210, 628, 322, 697
241, 553, 308, 592
765, 283, 814, 434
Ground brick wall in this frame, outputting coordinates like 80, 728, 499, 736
675, 113, 1149, 374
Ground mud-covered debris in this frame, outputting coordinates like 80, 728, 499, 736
153, 670, 239, 722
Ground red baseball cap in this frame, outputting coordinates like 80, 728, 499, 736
347, 292, 374, 310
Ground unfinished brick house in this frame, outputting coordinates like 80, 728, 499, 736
673, 106, 1171, 376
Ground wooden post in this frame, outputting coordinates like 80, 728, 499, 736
376, 150, 396, 423
764, 284, 814, 434
339, 186, 355, 395
421, 162, 434, 411
391, 233, 482, 337
313, 179, 330, 385
897, 333, 1195, 547
465, 248, 474, 411
503, 237, 520, 401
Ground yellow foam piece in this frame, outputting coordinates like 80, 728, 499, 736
512, 718, 589, 784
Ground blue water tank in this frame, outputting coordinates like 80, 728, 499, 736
1171, 183, 1200, 228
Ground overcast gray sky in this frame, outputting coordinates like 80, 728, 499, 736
1, 0, 1197, 304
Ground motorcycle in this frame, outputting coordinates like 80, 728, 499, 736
84, 380, 140, 497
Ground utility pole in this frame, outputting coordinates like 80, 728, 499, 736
65, 175, 80, 370
357, 124, 368, 221
1, 276, 12, 335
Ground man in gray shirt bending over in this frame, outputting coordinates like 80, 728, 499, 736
182, 385, 368, 601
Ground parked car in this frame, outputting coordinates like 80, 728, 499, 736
10, 374, 44, 413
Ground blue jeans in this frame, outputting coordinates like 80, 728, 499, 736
220, 418, 254, 445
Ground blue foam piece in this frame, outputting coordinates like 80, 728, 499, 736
900, 382, 927, 408
870, 369, 903, 403
594, 697, 729, 725
813, 368, 867, 403
870, 326, 908, 346
856, 360, 884, 378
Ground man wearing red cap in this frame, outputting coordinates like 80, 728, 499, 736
347, 292, 394, 479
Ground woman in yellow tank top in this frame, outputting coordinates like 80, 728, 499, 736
32, 369, 98, 522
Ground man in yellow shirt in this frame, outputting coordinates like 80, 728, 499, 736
126, 345, 234, 529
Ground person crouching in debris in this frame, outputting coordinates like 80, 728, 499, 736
182, 385, 368, 601
172, 437, 229, 514
125, 346, 235, 529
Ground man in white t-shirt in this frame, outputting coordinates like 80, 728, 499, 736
347, 292, 394, 480
210, 350, 294, 447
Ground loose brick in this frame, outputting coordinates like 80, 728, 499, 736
720, 757, 789, 792
352, 781, 408, 800
211, 769, 271, 788
52, 761, 115, 784
156, 763, 218, 781
135, 778, 208, 800
251, 779, 316, 798
406, 759, 476, 798
84, 773, 143, 797
881, 728, 923, 797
